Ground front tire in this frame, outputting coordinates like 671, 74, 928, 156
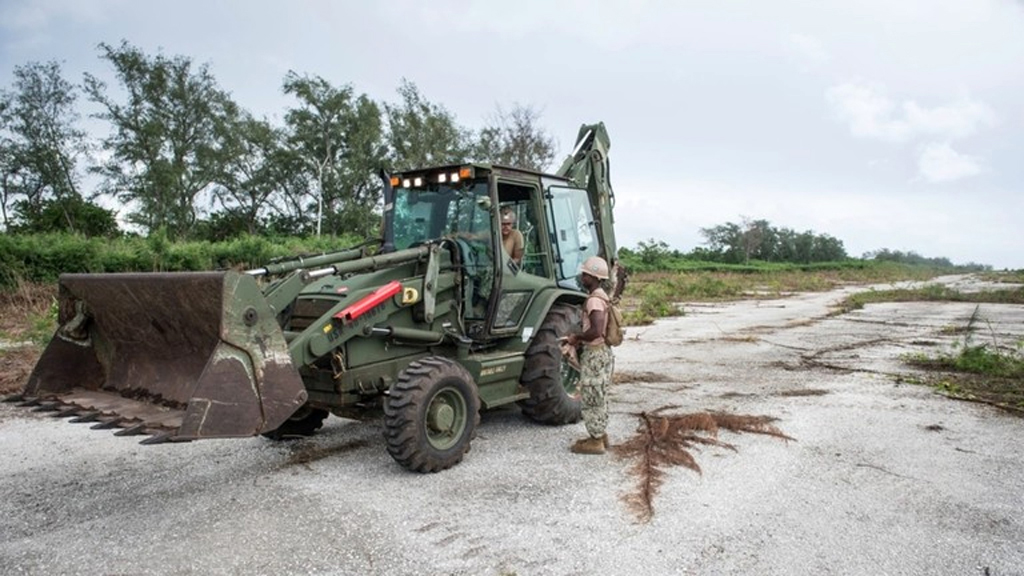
517, 304, 583, 425
384, 357, 481, 473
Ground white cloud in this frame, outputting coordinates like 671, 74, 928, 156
917, 142, 984, 183
827, 82, 995, 182
826, 82, 913, 142
826, 81, 994, 143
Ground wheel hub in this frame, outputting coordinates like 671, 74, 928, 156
428, 401, 456, 433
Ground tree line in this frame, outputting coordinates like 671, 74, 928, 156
621, 218, 847, 268
698, 218, 847, 263
0, 41, 557, 241
620, 217, 989, 270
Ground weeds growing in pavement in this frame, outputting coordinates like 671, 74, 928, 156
903, 305, 1024, 414
620, 265, 952, 326
835, 285, 1024, 315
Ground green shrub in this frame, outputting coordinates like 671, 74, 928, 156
0, 232, 368, 290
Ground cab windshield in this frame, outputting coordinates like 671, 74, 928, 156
391, 181, 492, 250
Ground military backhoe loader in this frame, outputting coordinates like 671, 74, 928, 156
7, 122, 624, 472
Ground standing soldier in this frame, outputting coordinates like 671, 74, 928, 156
565, 256, 614, 455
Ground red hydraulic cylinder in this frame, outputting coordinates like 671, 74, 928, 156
333, 280, 402, 323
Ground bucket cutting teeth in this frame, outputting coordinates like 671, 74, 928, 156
8, 394, 171, 443
50, 407, 81, 418
68, 411, 102, 423
10, 390, 204, 445
90, 418, 124, 430
139, 432, 175, 445
113, 423, 148, 437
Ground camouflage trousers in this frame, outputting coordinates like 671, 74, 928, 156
579, 344, 614, 438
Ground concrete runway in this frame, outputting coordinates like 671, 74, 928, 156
2, 275, 1022, 575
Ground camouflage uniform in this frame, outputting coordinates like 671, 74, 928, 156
578, 288, 613, 438
579, 343, 613, 438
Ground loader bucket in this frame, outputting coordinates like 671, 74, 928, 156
21, 271, 308, 442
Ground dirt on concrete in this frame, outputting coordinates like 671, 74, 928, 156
1, 274, 1022, 575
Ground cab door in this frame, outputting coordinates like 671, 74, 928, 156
487, 179, 550, 336
544, 185, 601, 290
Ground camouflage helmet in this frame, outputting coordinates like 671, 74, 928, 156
579, 256, 610, 280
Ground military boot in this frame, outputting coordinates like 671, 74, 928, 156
570, 436, 606, 455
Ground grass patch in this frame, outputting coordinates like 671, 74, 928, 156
0, 279, 56, 345
835, 284, 1024, 315
0, 347, 41, 396
621, 279, 688, 325
0, 279, 55, 396
902, 306, 1024, 414
980, 270, 1024, 284
619, 264, 947, 325
24, 303, 58, 346
910, 369, 1024, 415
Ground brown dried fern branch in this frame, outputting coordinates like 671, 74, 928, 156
612, 408, 794, 523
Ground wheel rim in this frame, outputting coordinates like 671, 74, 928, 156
425, 386, 468, 450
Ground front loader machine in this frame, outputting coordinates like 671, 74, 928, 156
11, 121, 622, 472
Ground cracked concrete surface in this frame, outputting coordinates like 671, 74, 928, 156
1, 274, 1022, 575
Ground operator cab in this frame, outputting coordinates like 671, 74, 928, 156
383, 164, 601, 339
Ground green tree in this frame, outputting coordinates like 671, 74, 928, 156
811, 233, 846, 262
774, 228, 798, 262
384, 79, 470, 170
282, 71, 386, 238
473, 103, 556, 171
209, 111, 286, 237
701, 217, 847, 263
739, 217, 770, 263
10, 195, 119, 237
84, 41, 237, 239
263, 146, 316, 236
0, 60, 89, 232
700, 221, 743, 263
792, 230, 815, 263
864, 248, 951, 267
636, 238, 672, 267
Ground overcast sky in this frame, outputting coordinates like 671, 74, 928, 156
2, 0, 1022, 268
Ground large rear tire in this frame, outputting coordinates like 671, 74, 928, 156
517, 303, 582, 425
261, 405, 329, 440
384, 357, 481, 473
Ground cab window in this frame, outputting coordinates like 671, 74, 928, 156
546, 186, 598, 287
